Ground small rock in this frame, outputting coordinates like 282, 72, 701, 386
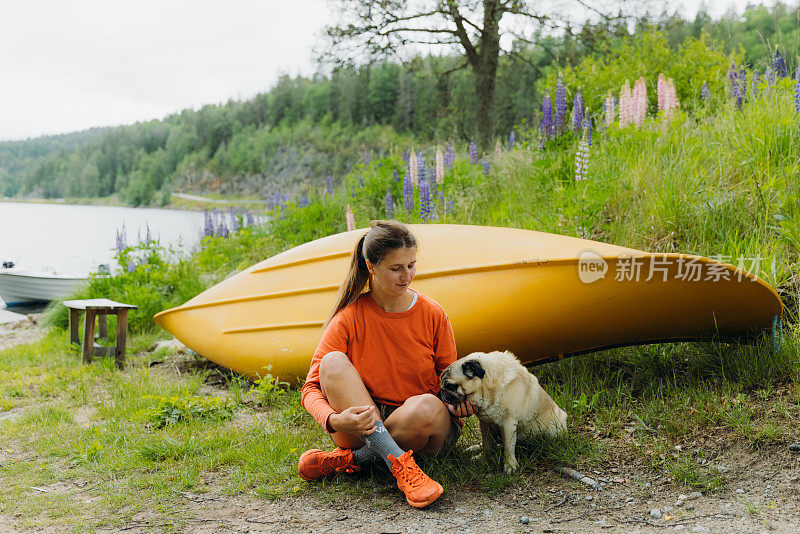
678, 494, 688, 501
714, 465, 728, 474
454, 508, 465, 513
691, 526, 709, 533
625, 497, 635, 503
520, 516, 530, 524
585, 495, 593, 501
663, 506, 673, 513
675, 501, 684, 507
686, 504, 695, 511
335, 515, 347, 521
788, 443, 800, 452
688, 491, 702, 500
650, 508, 662, 519
674, 526, 685, 531
735, 488, 744, 494
481, 509, 491, 517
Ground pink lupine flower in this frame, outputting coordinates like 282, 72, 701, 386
664, 78, 680, 118
632, 77, 647, 127
619, 80, 632, 127
604, 91, 615, 126
435, 148, 444, 185
346, 205, 356, 231
657, 73, 667, 113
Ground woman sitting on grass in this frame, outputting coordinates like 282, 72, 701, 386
298, 220, 475, 508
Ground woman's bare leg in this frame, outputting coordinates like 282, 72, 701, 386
384, 394, 452, 456
318, 351, 379, 449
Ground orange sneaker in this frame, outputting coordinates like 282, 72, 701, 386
389, 450, 443, 508
298, 447, 360, 481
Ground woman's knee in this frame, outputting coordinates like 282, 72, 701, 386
406, 394, 450, 429
318, 351, 352, 383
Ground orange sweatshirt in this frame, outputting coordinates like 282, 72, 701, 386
301, 290, 457, 431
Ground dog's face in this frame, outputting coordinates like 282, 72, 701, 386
440, 354, 486, 405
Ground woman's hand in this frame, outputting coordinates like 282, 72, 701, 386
447, 401, 477, 418
329, 405, 378, 436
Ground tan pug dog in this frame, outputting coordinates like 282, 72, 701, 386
440, 350, 567, 473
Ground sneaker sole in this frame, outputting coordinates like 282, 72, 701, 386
404, 482, 444, 508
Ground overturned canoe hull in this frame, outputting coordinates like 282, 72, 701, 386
154, 225, 782, 383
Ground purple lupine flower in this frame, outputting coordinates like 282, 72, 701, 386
228, 207, 239, 232
583, 112, 593, 146
468, 141, 478, 164
737, 67, 746, 109
127, 261, 135, 273
358, 174, 365, 188
773, 49, 787, 79
445, 198, 454, 215
245, 210, 255, 227
508, 129, 516, 149
115, 227, 126, 251
385, 187, 394, 219
701, 81, 710, 101
445, 144, 455, 167
728, 63, 738, 97
541, 91, 553, 138
481, 159, 490, 175
766, 66, 775, 86
392, 166, 399, 182
554, 77, 566, 135
752, 69, 760, 98
326, 175, 333, 195
203, 210, 213, 237
403, 172, 414, 213
572, 89, 584, 133
299, 190, 309, 208
416, 152, 425, 176
403, 148, 410, 166
217, 219, 229, 238
362, 145, 370, 165
795, 79, 800, 112
574, 135, 590, 182
419, 179, 432, 222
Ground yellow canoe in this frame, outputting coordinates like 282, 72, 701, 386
154, 224, 783, 383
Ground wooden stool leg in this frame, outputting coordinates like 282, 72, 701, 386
115, 310, 128, 370
68, 309, 80, 345
82, 310, 96, 364
98, 314, 107, 340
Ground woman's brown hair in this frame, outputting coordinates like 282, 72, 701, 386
327, 220, 417, 324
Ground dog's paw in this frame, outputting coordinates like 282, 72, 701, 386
465, 444, 484, 461
503, 458, 518, 474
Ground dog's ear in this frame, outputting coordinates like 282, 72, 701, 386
462, 359, 485, 379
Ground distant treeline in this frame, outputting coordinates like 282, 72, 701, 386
1, 2, 798, 206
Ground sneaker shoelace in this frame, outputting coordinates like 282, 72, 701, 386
397, 459, 427, 488
321, 452, 355, 474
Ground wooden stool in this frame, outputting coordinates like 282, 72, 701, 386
63, 299, 138, 369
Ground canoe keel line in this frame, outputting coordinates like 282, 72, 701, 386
154, 225, 783, 383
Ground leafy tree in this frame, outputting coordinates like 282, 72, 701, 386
321, 0, 625, 152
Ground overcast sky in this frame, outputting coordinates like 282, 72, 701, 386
0, 0, 762, 142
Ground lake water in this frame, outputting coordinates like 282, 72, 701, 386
0, 202, 207, 308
